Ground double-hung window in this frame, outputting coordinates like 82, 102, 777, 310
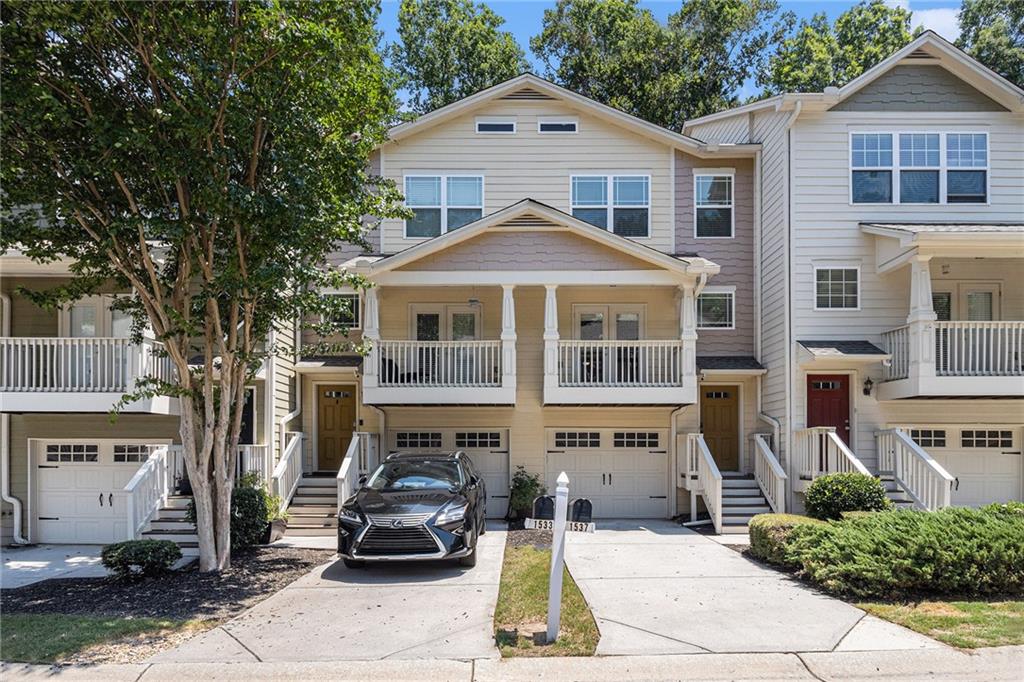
696, 288, 735, 329
851, 134, 894, 203
404, 175, 483, 238
327, 293, 360, 329
571, 175, 650, 237
946, 133, 987, 203
694, 173, 734, 237
898, 134, 940, 203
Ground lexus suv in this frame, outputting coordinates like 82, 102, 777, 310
337, 451, 487, 568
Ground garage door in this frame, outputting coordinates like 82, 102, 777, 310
387, 429, 510, 519
545, 429, 669, 518
907, 427, 1022, 506
35, 442, 157, 544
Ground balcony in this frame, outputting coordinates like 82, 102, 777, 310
0, 337, 178, 413
546, 339, 693, 404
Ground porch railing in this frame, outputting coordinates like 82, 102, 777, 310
557, 340, 683, 387
793, 427, 870, 481
378, 340, 501, 387
880, 325, 910, 380
272, 432, 304, 510
876, 428, 954, 510
337, 432, 380, 510
935, 321, 1024, 376
237, 444, 271, 484
124, 445, 172, 539
685, 433, 722, 534
752, 434, 787, 513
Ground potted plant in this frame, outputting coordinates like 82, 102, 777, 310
261, 492, 288, 544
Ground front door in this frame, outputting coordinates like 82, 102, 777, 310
317, 385, 356, 472
806, 375, 851, 444
700, 386, 740, 471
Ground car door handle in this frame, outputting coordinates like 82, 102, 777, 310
608, 473, 612, 485
109, 493, 114, 507
602, 474, 606, 485
99, 493, 104, 507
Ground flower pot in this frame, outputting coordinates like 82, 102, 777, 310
261, 518, 287, 544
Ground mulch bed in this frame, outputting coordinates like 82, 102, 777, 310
506, 526, 552, 549
2, 546, 333, 621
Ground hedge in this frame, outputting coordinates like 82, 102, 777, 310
748, 514, 826, 566
804, 472, 890, 520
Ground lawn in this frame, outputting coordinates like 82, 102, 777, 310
0, 614, 209, 664
859, 601, 1024, 649
493, 545, 599, 657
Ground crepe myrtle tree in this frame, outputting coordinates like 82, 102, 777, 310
0, 0, 406, 571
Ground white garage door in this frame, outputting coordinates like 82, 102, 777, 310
545, 429, 669, 518
908, 427, 1022, 507
387, 429, 510, 519
35, 442, 155, 544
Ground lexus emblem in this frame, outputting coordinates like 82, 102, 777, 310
390, 519, 404, 528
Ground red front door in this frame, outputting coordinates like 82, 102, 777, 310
806, 375, 851, 444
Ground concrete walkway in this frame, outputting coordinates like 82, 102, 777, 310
152, 523, 507, 663
1, 545, 109, 589
564, 520, 943, 655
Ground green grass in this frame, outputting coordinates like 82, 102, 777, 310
859, 601, 1024, 649
0, 614, 206, 663
493, 545, 599, 657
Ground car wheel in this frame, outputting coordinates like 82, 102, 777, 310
343, 558, 366, 569
459, 548, 478, 567
478, 515, 486, 535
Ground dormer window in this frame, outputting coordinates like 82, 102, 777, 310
538, 117, 578, 134
475, 117, 515, 134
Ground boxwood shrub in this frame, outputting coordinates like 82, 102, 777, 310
186, 472, 271, 551
804, 472, 890, 520
748, 514, 826, 566
786, 508, 1024, 599
102, 539, 182, 581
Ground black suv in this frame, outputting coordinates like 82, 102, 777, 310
337, 451, 487, 568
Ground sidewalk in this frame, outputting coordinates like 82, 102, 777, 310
5, 646, 1024, 681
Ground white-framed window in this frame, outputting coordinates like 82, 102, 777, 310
404, 174, 483, 238
850, 132, 988, 204
395, 432, 442, 449
570, 174, 650, 237
475, 117, 516, 134
554, 431, 601, 448
696, 287, 735, 329
538, 117, 578, 134
46, 443, 99, 463
694, 173, 734, 238
814, 267, 860, 310
327, 293, 361, 329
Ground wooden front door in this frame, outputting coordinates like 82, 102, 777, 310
806, 375, 851, 444
317, 385, 356, 472
700, 385, 740, 471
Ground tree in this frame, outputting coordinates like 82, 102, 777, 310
957, 0, 1024, 86
389, 0, 530, 113
760, 0, 913, 94
1, 0, 404, 571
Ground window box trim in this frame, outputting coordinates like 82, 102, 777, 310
569, 173, 652, 239
403, 173, 485, 239
693, 171, 736, 239
813, 265, 862, 312
696, 286, 736, 330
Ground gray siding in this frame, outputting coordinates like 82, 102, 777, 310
831, 65, 1007, 112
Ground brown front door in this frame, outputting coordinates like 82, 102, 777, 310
701, 385, 740, 471
806, 375, 851, 444
317, 385, 356, 472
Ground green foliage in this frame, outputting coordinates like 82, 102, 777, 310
748, 513, 826, 566
759, 0, 912, 94
957, 0, 1024, 86
101, 540, 182, 581
983, 501, 1024, 518
786, 508, 1024, 599
186, 472, 272, 551
804, 472, 891, 520
389, 0, 530, 114
508, 466, 546, 519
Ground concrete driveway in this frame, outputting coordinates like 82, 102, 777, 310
154, 522, 506, 663
565, 520, 944, 655
1, 545, 109, 589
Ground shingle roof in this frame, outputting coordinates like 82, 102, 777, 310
798, 340, 887, 356
697, 356, 765, 371
860, 222, 1024, 234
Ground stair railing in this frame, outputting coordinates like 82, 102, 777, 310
876, 428, 954, 510
272, 432, 304, 511
336, 432, 380, 509
124, 445, 171, 539
686, 433, 722, 534
793, 427, 870, 481
752, 434, 787, 513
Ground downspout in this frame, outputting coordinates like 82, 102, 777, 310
783, 100, 802, 511
277, 320, 302, 457
263, 326, 276, 475
0, 291, 28, 544
752, 146, 780, 451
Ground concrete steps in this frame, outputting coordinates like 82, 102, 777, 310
719, 474, 772, 534
283, 475, 340, 539
880, 476, 917, 509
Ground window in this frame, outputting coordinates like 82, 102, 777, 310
328, 294, 360, 329
455, 432, 502, 448
538, 118, 577, 133
571, 175, 650, 237
697, 290, 735, 329
395, 432, 442, 449
554, 432, 601, 448
811, 381, 841, 390
961, 430, 1013, 448
613, 432, 659, 448
475, 118, 515, 134
850, 132, 988, 204
404, 175, 483, 238
46, 443, 99, 463
815, 267, 859, 310
705, 391, 731, 399
114, 444, 151, 463
908, 429, 946, 448
694, 174, 734, 237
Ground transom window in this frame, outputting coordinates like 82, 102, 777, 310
455, 432, 501, 448
404, 175, 483, 238
46, 443, 99, 463
961, 430, 1013, 448
571, 175, 650, 237
475, 118, 515, 134
811, 381, 841, 391
538, 118, 578, 133
694, 174, 734, 238
554, 432, 601, 448
613, 432, 659, 448
850, 132, 987, 204
815, 267, 859, 310
697, 290, 735, 329
705, 391, 731, 399
908, 429, 946, 448
395, 432, 442, 449
114, 444, 151, 463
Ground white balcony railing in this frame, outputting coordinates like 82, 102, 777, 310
935, 321, 1024, 376
752, 434, 787, 513
557, 340, 683, 387
0, 337, 175, 392
378, 340, 501, 387
881, 325, 910, 381
876, 428, 954, 511
793, 427, 870, 482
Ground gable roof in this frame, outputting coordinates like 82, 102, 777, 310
385, 74, 759, 156
365, 199, 719, 278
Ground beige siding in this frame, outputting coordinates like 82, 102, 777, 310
686, 113, 754, 145
2, 277, 65, 337
380, 100, 674, 254
272, 319, 298, 460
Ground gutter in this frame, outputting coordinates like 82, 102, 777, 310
1, 291, 28, 544
277, 320, 302, 458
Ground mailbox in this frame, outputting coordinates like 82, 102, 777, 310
532, 495, 555, 521
569, 498, 593, 523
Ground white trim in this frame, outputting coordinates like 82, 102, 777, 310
698, 381, 745, 472
475, 116, 517, 134
376, 270, 689, 287
812, 265, 862, 312
402, 173, 485, 239
569, 174, 652, 239
696, 287, 736, 330
537, 116, 579, 134
801, 370, 858, 448
694, 171, 736, 239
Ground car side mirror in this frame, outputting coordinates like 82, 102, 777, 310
358, 475, 367, 486
470, 475, 480, 486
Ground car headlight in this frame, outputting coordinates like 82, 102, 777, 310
435, 502, 468, 525
339, 507, 363, 524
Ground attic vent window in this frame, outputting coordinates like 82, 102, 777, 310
538, 119, 578, 134
476, 118, 516, 134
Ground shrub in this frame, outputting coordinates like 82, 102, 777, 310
507, 466, 546, 520
786, 508, 1024, 599
804, 472, 891, 520
102, 540, 182, 581
748, 514, 826, 566
982, 501, 1024, 518
186, 472, 271, 551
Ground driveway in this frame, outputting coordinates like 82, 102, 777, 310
565, 520, 944, 655
153, 522, 506, 662
1, 545, 109, 589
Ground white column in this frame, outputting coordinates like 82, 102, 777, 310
363, 286, 380, 387
543, 285, 559, 393
500, 285, 517, 391
679, 285, 698, 393
906, 255, 936, 382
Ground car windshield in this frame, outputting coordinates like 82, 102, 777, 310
366, 460, 462, 491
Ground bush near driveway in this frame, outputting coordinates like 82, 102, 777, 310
804, 472, 891, 520
101, 540, 182, 581
186, 472, 272, 551
748, 514, 826, 566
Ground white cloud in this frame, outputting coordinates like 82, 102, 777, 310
910, 8, 961, 42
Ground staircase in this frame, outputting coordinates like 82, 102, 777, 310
282, 474, 338, 537
141, 494, 199, 558
879, 475, 917, 509
720, 473, 772, 534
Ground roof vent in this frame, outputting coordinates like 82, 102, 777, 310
500, 87, 556, 101
906, 48, 938, 60
500, 213, 560, 229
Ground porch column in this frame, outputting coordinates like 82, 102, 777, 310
500, 285, 517, 391
363, 286, 380, 388
906, 255, 936, 381
679, 285, 698, 391
543, 285, 559, 392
